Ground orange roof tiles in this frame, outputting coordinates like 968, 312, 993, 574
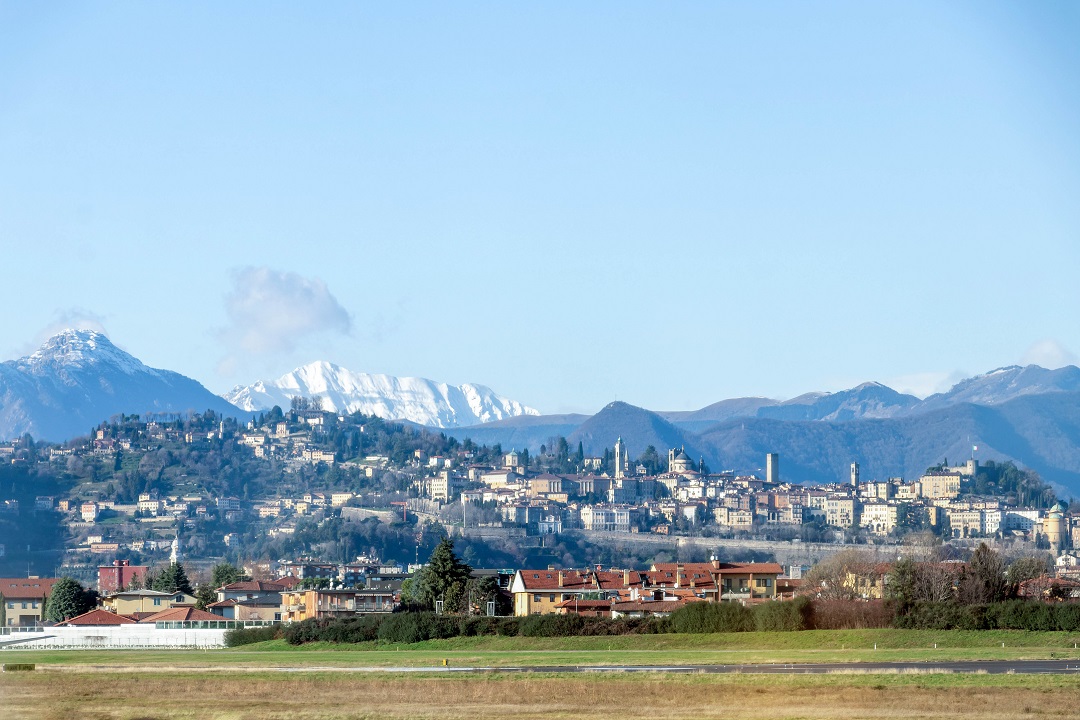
0, 578, 59, 600
139, 607, 223, 623
61, 609, 136, 626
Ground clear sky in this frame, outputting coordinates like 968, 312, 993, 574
2, 2, 1078, 414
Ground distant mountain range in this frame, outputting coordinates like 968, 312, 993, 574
3, 330, 1079, 496
441, 366, 1080, 497
224, 360, 539, 429
0, 331, 540, 440
0, 330, 242, 442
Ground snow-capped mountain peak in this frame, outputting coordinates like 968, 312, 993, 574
18, 329, 155, 378
225, 361, 540, 428
0, 330, 243, 441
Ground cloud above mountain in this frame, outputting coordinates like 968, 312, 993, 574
217, 267, 352, 376
1022, 339, 1078, 370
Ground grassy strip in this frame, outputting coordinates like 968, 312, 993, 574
8, 629, 1080, 669
6, 669, 1080, 720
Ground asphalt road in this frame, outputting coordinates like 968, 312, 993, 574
26, 659, 1080, 675
115, 660, 1080, 675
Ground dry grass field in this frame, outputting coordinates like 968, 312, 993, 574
4, 671, 1080, 720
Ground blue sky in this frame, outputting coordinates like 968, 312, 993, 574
2, 2, 1078, 414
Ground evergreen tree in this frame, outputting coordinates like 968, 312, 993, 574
211, 562, 243, 588
411, 537, 472, 612
152, 562, 194, 595
194, 584, 218, 610
45, 577, 94, 622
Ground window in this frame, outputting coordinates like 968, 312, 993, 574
153, 598, 162, 606
755, 579, 770, 588
533, 594, 542, 602
549, 594, 555, 602
21, 602, 27, 609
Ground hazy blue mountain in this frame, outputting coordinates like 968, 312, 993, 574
914, 365, 1080, 413
660, 397, 779, 433
756, 382, 922, 422
566, 401, 705, 462
0, 330, 244, 441
440, 413, 589, 450
696, 392, 1080, 496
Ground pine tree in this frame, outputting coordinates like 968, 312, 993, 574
45, 578, 93, 622
211, 562, 243, 588
413, 537, 472, 612
152, 562, 194, 595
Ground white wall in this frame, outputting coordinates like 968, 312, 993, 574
1, 625, 229, 650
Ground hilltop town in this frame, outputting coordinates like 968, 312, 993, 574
0, 396, 1072, 592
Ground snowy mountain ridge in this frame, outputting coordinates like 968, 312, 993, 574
0, 330, 242, 441
224, 360, 539, 428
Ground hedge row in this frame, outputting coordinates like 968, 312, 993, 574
281, 612, 667, 644
895, 600, 1080, 631
668, 598, 814, 633
277, 600, 814, 645
223, 625, 282, 647
226, 597, 1080, 647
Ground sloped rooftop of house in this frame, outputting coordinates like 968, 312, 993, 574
139, 607, 222, 623
0, 578, 59, 599
61, 608, 137, 626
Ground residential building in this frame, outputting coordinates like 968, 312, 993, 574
919, 472, 961, 500
281, 588, 397, 622
98, 560, 149, 594
101, 589, 197, 615
1, 577, 58, 627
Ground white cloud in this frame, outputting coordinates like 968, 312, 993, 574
1021, 339, 1078, 369
217, 267, 352, 376
884, 370, 967, 399
9, 309, 112, 358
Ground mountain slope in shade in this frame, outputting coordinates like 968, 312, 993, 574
0, 330, 244, 442
696, 391, 1080, 496
756, 382, 922, 422
566, 401, 704, 461
224, 360, 539, 428
915, 365, 1080, 413
659, 397, 779, 433
440, 413, 590, 451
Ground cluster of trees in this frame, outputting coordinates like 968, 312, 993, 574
43, 577, 98, 623
399, 538, 510, 615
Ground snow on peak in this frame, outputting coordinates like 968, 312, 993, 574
224, 361, 540, 428
18, 329, 156, 378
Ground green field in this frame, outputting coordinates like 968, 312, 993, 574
9, 629, 1080, 669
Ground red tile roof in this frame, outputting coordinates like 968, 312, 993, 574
220, 580, 287, 592
61, 609, 136, 626
516, 569, 645, 592
139, 607, 223, 623
0, 578, 59, 600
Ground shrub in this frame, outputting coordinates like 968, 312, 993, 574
223, 625, 280, 647
377, 612, 431, 643
669, 601, 753, 633
753, 598, 811, 632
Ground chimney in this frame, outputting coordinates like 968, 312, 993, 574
675, 563, 683, 589
623, 569, 630, 586
710, 555, 720, 571
558, 571, 564, 588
